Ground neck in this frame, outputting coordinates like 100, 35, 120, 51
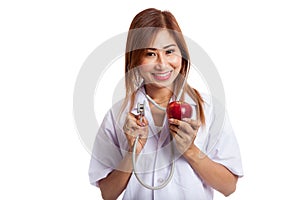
144, 84, 173, 103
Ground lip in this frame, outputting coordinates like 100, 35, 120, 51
152, 71, 172, 81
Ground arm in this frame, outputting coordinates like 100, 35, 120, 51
99, 114, 149, 200
184, 145, 238, 196
169, 118, 238, 196
98, 153, 133, 200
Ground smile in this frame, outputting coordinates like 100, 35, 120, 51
152, 71, 172, 81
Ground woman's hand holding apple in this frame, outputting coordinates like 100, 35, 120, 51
167, 101, 200, 155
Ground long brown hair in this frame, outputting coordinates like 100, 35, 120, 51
123, 8, 205, 125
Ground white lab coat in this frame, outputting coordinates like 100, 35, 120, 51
89, 87, 243, 200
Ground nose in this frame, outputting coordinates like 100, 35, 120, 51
156, 51, 167, 68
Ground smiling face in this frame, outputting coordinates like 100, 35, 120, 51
138, 30, 182, 90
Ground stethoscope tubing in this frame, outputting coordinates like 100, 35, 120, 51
132, 134, 175, 190
131, 72, 187, 190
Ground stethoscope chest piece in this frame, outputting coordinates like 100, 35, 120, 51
137, 101, 145, 118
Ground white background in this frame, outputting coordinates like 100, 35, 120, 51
1, 0, 299, 199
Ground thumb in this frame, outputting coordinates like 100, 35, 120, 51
136, 115, 148, 127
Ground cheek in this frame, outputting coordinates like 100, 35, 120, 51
138, 64, 152, 74
169, 56, 182, 70
139, 58, 155, 72
137, 65, 153, 80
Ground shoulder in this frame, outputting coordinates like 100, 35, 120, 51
189, 92, 226, 127
106, 98, 128, 124
186, 92, 213, 113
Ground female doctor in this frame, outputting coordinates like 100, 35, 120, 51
89, 8, 243, 200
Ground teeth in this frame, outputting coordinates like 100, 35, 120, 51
153, 71, 170, 77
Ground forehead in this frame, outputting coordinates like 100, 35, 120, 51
149, 30, 177, 49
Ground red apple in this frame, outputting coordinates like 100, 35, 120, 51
166, 101, 192, 120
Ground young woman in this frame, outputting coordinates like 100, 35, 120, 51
89, 8, 243, 200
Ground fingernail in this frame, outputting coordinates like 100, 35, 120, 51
168, 118, 174, 123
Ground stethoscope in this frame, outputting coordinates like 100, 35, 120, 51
131, 80, 186, 190
132, 101, 175, 190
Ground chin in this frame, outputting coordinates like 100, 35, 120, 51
147, 80, 175, 89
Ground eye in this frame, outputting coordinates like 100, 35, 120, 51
166, 49, 175, 55
146, 52, 156, 57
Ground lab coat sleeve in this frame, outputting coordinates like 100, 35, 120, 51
207, 112, 244, 177
88, 109, 124, 187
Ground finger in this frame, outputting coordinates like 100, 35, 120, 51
182, 118, 201, 130
137, 124, 149, 138
169, 124, 184, 139
127, 112, 148, 127
142, 116, 149, 125
136, 116, 148, 127
123, 121, 139, 135
169, 129, 187, 151
126, 113, 143, 128
168, 118, 180, 126
169, 118, 192, 134
138, 130, 148, 139
128, 119, 140, 130
168, 118, 191, 132
170, 131, 181, 143
124, 114, 137, 128
128, 112, 138, 120
169, 128, 181, 141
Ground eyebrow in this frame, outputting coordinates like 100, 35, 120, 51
146, 44, 177, 51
